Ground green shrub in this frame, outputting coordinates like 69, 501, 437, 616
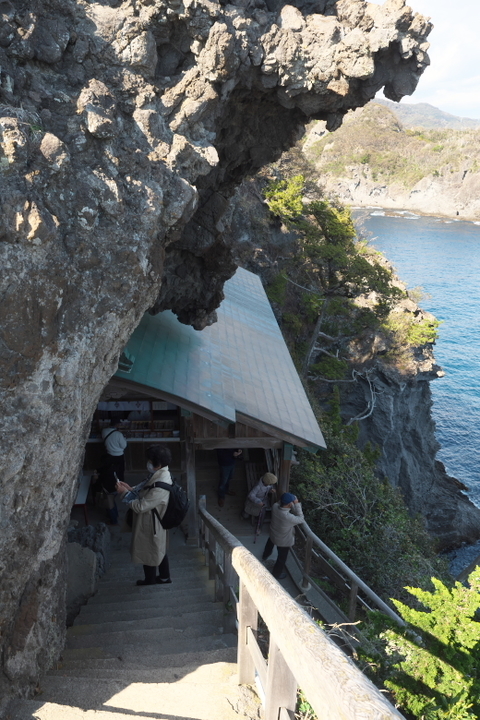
283, 312, 304, 334
407, 318, 442, 346
291, 415, 445, 602
382, 314, 442, 351
361, 570, 480, 719
266, 273, 288, 305
264, 175, 305, 221
310, 356, 348, 379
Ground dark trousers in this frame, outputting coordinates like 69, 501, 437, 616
106, 495, 119, 525
218, 464, 234, 500
142, 555, 170, 583
262, 538, 289, 578
107, 454, 125, 483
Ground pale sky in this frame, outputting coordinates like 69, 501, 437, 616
372, 0, 480, 119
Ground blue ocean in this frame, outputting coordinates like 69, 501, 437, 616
356, 210, 480, 508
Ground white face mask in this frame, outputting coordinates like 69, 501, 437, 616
146, 461, 155, 473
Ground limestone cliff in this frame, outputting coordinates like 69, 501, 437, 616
0, 0, 431, 708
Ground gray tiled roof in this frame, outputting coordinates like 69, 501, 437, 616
116, 267, 325, 449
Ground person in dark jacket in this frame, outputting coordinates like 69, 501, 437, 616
216, 448, 242, 506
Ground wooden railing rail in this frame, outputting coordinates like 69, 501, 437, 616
294, 523, 405, 626
198, 497, 405, 720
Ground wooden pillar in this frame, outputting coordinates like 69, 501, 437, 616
182, 413, 197, 545
278, 443, 293, 496
237, 579, 258, 685
265, 638, 297, 720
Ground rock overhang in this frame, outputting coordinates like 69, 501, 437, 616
0, 0, 433, 708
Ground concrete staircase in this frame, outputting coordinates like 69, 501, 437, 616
8, 531, 260, 720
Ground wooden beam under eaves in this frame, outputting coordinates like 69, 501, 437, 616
197, 438, 283, 450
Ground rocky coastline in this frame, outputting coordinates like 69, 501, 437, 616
230, 175, 480, 552
320, 174, 480, 222
302, 102, 480, 222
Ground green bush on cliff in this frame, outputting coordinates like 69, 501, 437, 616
290, 394, 444, 602
359, 570, 480, 720
264, 174, 304, 220
383, 314, 442, 356
310, 356, 348, 379
263, 176, 404, 376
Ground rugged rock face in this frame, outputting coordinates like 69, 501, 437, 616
340, 359, 480, 550
316, 152, 480, 220
0, 0, 430, 709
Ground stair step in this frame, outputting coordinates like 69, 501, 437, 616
75, 597, 217, 624
34, 663, 248, 720
108, 553, 206, 567
59, 633, 238, 666
52, 646, 237, 677
66, 622, 225, 650
96, 570, 209, 588
69, 608, 223, 636
91, 578, 211, 602
100, 561, 209, 575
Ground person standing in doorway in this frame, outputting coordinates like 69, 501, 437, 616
102, 420, 127, 483
262, 492, 304, 579
217, 448, 242, 507
116, 445, 172, 586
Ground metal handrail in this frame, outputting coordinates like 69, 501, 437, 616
294, 523, 405, 626
198, 497, 405, 720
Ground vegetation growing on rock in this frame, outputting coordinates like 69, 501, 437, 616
291, 401, 445, 604
360, 569, 480, 720
305, 103, 480, 189
262, 171, 439, 378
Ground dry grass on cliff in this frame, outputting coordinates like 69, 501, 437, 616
304, 103, 480, 189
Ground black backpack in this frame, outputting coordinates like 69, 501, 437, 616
150, 480, 190, 530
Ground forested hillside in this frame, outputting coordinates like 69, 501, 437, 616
303, 103, 480, 219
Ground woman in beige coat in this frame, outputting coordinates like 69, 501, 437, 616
116, 445, 172, 586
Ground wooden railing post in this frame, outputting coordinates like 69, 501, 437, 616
208, 538, 216, 581
237, 579, 258, 685
198, 495, 206, 552
302, 534, 313, 590
215, 543, 224, 602
183, 415, 197, 544
348, 581, 359, 622
265, 638, 297, 720
224, 550, 237, 633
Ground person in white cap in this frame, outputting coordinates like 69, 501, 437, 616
242, 472, 278, 519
